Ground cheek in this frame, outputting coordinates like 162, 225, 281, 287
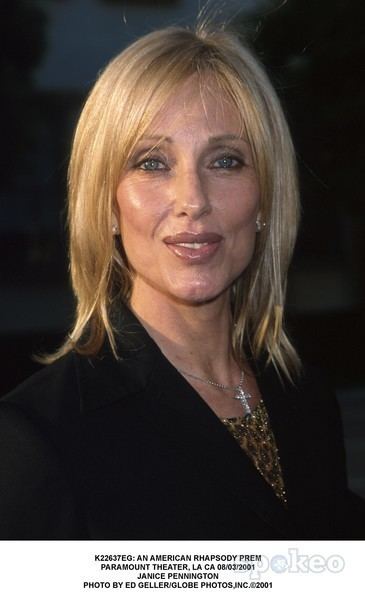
217, 184, 260, 232
212, 168, 260, 211
116, 179, 169, 239
237, 199, 259, 228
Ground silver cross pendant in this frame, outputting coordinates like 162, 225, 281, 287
233, 385, 252, 415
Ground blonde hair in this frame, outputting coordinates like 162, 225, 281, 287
48, 25, 301, 379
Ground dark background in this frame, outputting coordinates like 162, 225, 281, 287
1, 0, 364, 496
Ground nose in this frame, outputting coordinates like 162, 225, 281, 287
173, 169, 211, 220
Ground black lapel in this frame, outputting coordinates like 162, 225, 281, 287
76, 303, 296, 537
254, 361, 336, 525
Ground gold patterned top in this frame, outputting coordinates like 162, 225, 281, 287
221, 399, 287, 506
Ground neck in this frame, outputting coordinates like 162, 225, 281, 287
130, 284, 239, 385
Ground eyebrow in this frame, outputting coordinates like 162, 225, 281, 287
208, 134, 245, 143
137, 134, 245, 144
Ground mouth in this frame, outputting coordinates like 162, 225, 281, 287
163, 232, 222, 262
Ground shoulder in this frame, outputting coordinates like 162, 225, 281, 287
0, 352, 83, 473
0, 336, 149, 428
0, 351, 81, 425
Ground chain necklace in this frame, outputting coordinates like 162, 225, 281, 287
179, 368, 252, 415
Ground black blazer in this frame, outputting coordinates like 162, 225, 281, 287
0, 304, 364, 540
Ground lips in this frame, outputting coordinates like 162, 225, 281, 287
163, 231, 222, 262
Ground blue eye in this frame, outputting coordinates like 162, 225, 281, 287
138, 158, 165, 171
213, 156, 240, 169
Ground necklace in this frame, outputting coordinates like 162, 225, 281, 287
179, 368, 252, 415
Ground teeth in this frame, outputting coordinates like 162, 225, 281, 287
175, 242, 208, 249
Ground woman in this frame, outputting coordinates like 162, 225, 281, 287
0, 25, 363, 540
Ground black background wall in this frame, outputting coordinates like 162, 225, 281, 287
1, 0, 364, 494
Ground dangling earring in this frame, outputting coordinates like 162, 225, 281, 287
256, 218, 266, 232
112, 223, 120, 235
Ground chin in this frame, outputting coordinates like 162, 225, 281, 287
168, 282, 229, 306
160, 267, 239, 306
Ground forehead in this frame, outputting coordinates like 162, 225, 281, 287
145, 74, 243, 139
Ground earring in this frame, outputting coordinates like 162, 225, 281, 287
256, 218, 266, 232
112, 223, 119, 235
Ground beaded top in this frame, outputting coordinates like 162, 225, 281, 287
221, 399, 287, 505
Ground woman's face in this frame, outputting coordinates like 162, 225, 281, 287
116, 76, 260, 308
